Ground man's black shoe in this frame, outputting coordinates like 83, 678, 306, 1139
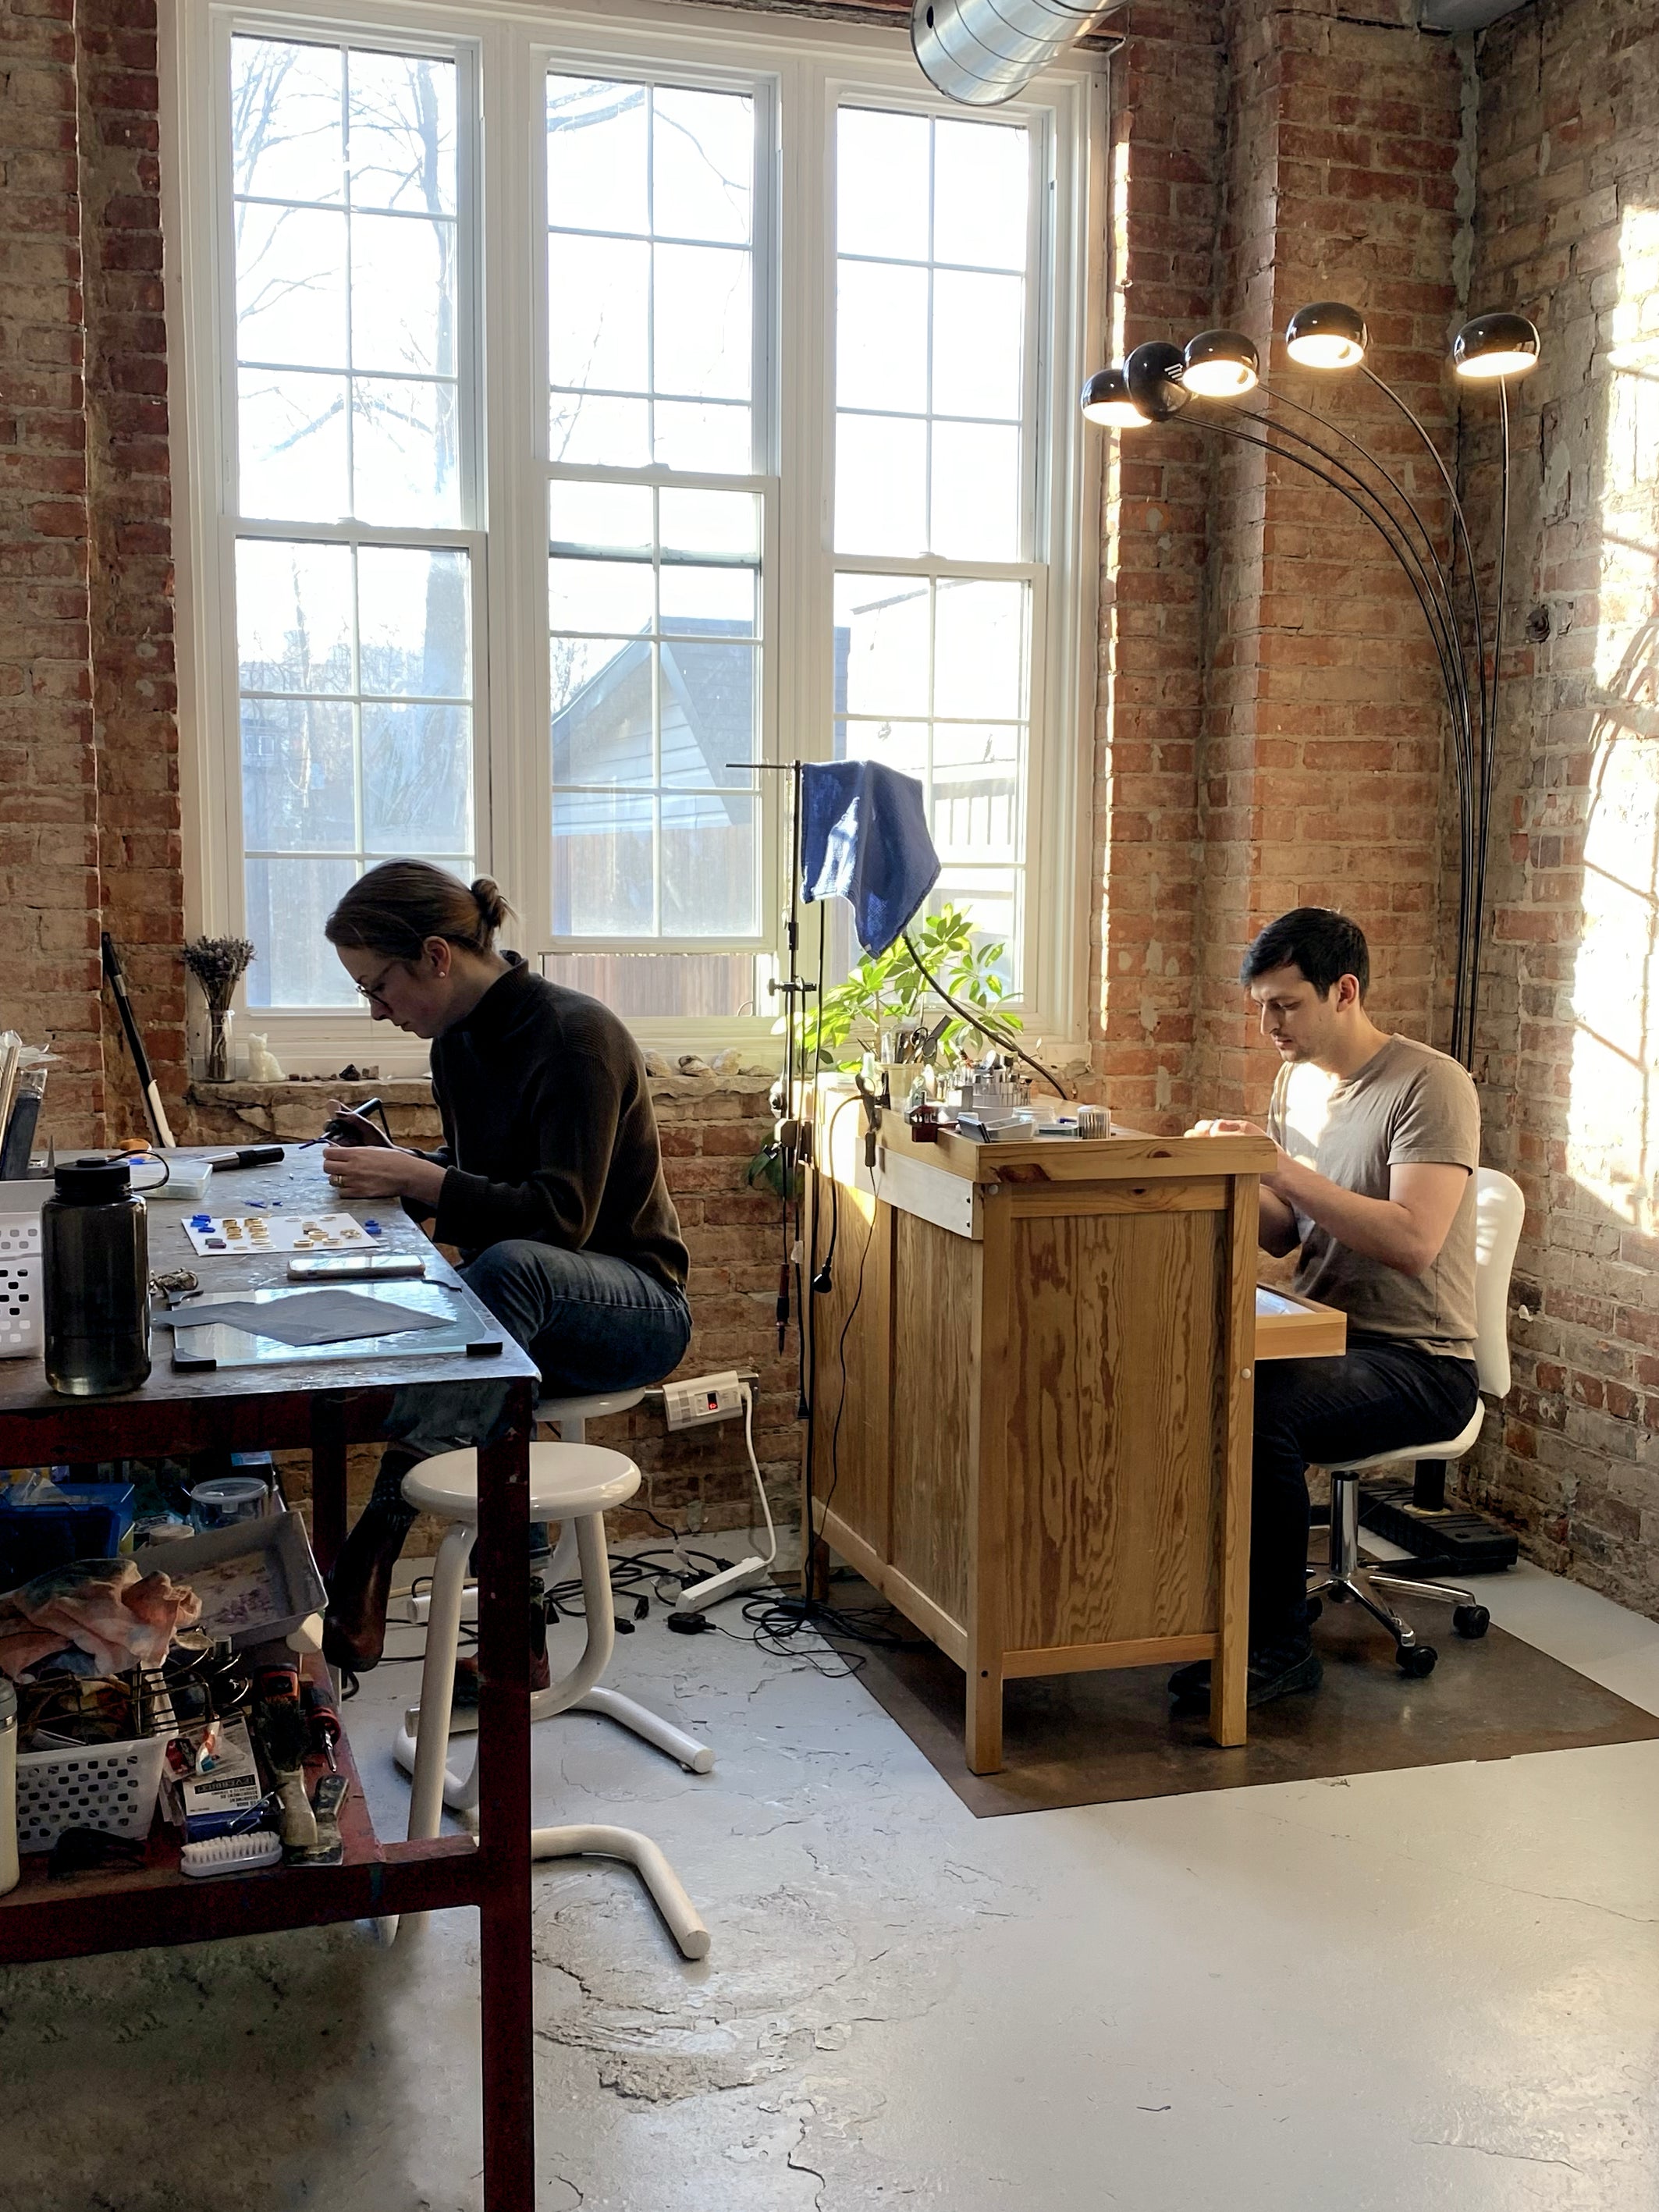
1168, 1635, 1323, 1710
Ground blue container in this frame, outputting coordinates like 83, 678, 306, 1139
0, 1476, 136, 1589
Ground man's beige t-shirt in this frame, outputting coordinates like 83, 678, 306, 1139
1267, 1035, 1480, 1358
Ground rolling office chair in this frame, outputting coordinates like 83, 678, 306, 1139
1306, 1166, 1526, 1678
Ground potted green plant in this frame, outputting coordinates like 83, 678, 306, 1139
799, 904, 1021, 1072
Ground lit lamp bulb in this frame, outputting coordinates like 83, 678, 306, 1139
1284, 301, 1368, 370
1452, 312, 1540, 381
1181, 329, 1259, 398
1080, 366, 1150, 428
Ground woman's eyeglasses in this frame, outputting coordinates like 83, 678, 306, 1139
355, 960, 400, 1005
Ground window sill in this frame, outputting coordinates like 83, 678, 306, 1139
188, 1049, 781, 1117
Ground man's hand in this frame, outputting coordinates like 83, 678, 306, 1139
1185, 1117, 1293, 1188
1186, 1117, 1300, 1254
321, 1143, 446, 1209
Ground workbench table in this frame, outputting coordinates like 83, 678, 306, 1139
808, 1099, 1345, 1774
0, 1152, 542, 2211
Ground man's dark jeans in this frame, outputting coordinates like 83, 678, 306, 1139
1252, 1334, 1480, 1646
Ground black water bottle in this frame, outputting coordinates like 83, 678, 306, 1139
42, 1156, 151, 1395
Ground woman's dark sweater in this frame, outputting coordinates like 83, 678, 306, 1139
417, 955, 689, 1294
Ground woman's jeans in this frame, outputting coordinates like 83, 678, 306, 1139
459, 1239, 691, 1397
375, 1243, 690, 1550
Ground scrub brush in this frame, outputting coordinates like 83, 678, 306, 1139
179, 1831, 282, 1878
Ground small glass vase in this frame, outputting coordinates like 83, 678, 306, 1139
205, 1006, 236, 1085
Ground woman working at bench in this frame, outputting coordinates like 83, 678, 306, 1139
318, 860, 691, 1674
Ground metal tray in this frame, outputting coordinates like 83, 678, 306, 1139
136, 1507, 326, 1649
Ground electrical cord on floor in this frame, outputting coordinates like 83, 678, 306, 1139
720, 1582, 925, 1679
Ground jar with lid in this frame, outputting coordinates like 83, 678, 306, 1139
42, 1155, 151, 1396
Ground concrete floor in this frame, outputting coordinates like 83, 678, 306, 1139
3, 1549, 1658, 2212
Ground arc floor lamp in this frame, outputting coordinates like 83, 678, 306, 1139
1082, 305, 1540, 1070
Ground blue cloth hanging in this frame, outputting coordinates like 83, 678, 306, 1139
800, 761, 940, 957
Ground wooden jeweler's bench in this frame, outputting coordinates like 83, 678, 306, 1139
807, 1100, 1345, 1774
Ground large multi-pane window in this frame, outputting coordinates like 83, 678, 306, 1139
832, 106, 1036, 973
176, 5, 1093, 1056
229, 34, 476, 1010
545, 77, 763, 970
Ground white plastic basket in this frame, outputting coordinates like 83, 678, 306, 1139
15, 1734, 169, 1855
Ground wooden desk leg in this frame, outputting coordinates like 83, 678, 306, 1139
804, 1525, 830, 1604
967, 1658, 1004, 1775
309, 1394, 348, 1577
1210, 1623, 1247, 1748
476, 1390, 535, 2210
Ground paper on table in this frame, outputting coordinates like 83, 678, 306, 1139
156, 1288, 450, 1347
181, 1211, 377, 1256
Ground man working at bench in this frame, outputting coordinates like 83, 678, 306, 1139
1179, 907, 1481, 1710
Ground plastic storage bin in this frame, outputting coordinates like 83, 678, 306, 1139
15, 1734, 168, 1854
0, 1478, 135, 1587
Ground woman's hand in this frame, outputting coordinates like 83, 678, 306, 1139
321, 1143, 446, 1209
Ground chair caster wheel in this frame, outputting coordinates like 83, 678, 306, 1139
1397, 1643, 1437, 1678
1452, 1604, 1490, 1639
1303, 1596, 1323, 1624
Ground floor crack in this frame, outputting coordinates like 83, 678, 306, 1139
1414, 2139, 1586, 2175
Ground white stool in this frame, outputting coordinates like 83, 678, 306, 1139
392, 1440, 712, 1959
536, 1387, 647, 1444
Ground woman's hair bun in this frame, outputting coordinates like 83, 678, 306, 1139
471, 875, 510, 939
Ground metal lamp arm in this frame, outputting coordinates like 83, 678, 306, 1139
1465, 382, 1512, 1065
1206, 407, 1476, 812
1255, 376, 1466, 669
1361, 366, 1491, 748
1180, 407, 1479, 1064
1224, 403, 1472, 737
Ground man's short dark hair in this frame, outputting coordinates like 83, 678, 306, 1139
1240, 907, 1369, 999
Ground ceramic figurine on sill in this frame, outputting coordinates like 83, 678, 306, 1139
244, 1034, 284, 1082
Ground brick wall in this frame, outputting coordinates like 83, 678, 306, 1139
1455, 0, 1659, 1613
1096, 0, 1461, 1131
0, 0, 180, 1148
1092, 0, 1224, 1131
183, 1074, 800, 1546
0, 0, 103, 1143
1189, 0, 1462, 1118
79, 0, 185, 1139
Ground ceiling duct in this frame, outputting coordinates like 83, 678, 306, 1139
911, 0, 1113, 107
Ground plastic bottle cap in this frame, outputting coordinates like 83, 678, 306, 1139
189, 1476, 268, 1511
53, 1155, 133, 1202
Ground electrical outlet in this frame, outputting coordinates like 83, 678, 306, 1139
663, 1370, 745, 1429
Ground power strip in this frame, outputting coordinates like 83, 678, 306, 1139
673, 1557, 770, 1614
390, 1582, 478, 1626
663, 1370, 746, 1429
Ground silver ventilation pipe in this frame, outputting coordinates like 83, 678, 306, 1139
911, 0, 1117, 107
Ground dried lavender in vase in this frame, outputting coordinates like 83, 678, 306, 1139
182, 936, 254, 1082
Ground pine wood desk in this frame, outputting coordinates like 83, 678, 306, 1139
806, 1102, 1345, 1774
0, 1154, 541, 2211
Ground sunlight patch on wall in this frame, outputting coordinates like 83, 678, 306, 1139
1568, 203, 1659, 1227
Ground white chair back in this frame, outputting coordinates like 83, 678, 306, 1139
1472, 1166, 1525, 1400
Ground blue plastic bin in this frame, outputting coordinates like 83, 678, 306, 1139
0, 1477, 136, 1589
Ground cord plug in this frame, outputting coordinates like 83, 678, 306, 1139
667, 1611, 712, 1635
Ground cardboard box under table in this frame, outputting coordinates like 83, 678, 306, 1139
808, 1100, 1345, 1774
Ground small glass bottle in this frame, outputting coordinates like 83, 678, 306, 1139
42, 1156, 151, 1396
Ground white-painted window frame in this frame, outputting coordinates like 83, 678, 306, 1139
165, 0, 1104, 1075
